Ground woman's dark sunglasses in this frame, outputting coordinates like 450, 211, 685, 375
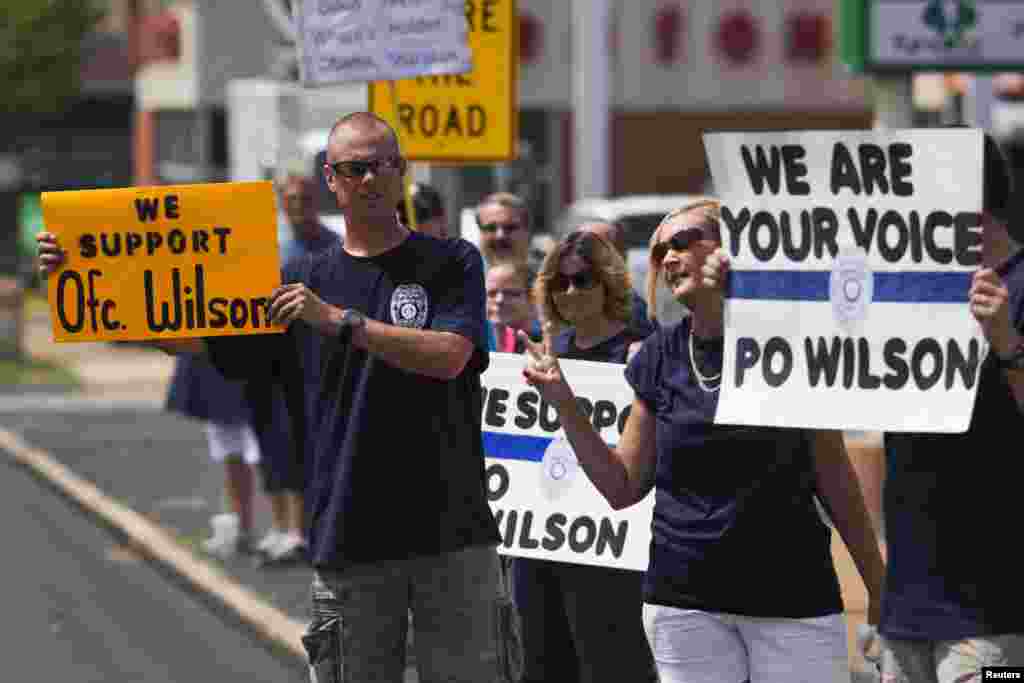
551, 269, 599, 292
652, 227, 707, 261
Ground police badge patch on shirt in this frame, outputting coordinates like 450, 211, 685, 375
390, 283, 429, 328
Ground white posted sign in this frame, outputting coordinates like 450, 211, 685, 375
704, 129, 987, 433
870, 1, 1024, 70
297, 0, 472, 86
481, 353, 654, 571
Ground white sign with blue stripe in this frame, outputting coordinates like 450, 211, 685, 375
482, 353, 654, 571
704, 129, 988, 432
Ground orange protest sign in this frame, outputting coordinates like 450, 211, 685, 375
41, 182, 283, 343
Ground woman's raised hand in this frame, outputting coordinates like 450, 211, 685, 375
520, 324, 574, 407
701, 247, 731, 290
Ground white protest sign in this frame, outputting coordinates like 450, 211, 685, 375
297, 0, 472, 87
704, 129, 987, 433
481, 352, 654, 571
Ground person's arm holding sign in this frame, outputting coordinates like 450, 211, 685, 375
266, 247, 478, 382
520, 327, 657, 510
704, 246, 886, 624
971, 264, 1024, 409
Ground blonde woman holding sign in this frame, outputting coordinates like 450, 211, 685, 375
520, 199, 885, 683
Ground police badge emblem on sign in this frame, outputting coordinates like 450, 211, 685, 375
829, 245, 873, 334
390, 284, 429, 328
538, 439, 579, 502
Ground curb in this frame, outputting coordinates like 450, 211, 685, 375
0, 426, 308, 668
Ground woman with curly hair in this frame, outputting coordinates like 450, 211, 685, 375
512, 229, 656, 683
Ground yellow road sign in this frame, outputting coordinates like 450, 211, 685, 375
41, 182, 283, 343
369, 0, 518, 163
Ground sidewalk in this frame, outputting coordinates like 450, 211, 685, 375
8, 306, 879, 682
21, 304, 176, 404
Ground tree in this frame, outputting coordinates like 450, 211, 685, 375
0, 1, 105, 115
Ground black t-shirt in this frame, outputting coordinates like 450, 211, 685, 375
881, 252, 1024, 640
209, 233, 500, 568
624, 319, 843, 618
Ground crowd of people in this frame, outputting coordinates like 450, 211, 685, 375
36, 112, 1023, 683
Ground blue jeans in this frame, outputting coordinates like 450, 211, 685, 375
512, 557, 657, 683
304, 544, 512, 683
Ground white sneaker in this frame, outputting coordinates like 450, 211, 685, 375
263, 531, 307, 565
255, 528, 285, 556
202, 513, 252, 559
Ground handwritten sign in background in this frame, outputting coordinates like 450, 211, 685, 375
298, 0, 472, 86
368, 0, 517, 162
42, 182, 282, 343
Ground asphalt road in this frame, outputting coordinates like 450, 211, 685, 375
0, 451, 306, 682
0, 406, 868, 683
0, 409, 311, 621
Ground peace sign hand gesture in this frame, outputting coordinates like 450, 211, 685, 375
520, 324, 574, 408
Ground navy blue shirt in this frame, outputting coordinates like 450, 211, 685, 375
553, 327, 638, 364
881, 252, 1024, 640
629, 290, 658, 341
624, 319, 842, 617
209, 233, 500, 568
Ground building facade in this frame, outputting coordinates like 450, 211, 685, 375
133, 1, 874, 232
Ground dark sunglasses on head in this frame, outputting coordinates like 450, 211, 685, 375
330, 157, 403, 179
551, 269, 599, 292
479, 221, 523, 234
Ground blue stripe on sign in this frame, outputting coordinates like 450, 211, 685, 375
729, 271, 971, 304
872, 272, 971, 303
730, 271, 829, 301
483, 432, 552, 462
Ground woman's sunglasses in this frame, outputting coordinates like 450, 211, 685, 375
652, 227, 711, 262
551, 269, 599, 292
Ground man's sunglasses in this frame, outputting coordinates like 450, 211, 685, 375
329, 157, 403, 179
551, 269, 599, 292
478, 221, 523, 234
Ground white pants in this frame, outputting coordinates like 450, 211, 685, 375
642, 603, 849, 683
204, 422, 260, 465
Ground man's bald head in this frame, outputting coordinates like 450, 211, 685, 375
327, 111, 401, 157
578, 220, 625, 257
322, 112, 406, 225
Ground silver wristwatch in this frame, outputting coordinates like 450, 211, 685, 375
340, 309, 366, 334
